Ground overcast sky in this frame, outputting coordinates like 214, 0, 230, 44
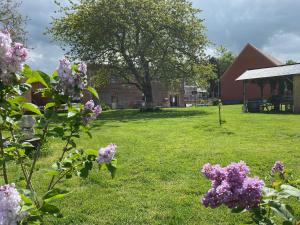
20, 0, 300, 73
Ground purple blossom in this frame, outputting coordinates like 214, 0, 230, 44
85, 100, 95, 111
56, 58, 87, 100
272, 161, 284, 173
0, 31, 12, 57
83, 100, 102, 123
78, 63, 87, 74
202, 188, 221, 208
240, 177, 264, 209
96, 144, 117, 164
225, 161, 249, 187
0, 31, 28, 84
57, 58, 72, 78
0, 183, 22, 225
201, 161, 264, 210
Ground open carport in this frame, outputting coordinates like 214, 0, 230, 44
236, 63, 300, 113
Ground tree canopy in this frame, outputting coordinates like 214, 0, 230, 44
207, 46, 235, 97
49, 0, 208, 107
0, 0, 27, 42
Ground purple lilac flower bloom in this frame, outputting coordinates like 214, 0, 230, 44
83, 100, 102, 123
202, 188, 221, 208
239, 177, 264, 209
96, 144, 117, 164
78, 63, 87, 74
56, 59, 87, 100
85, 100, 95, 111
0, 31, 12, 57
201, 161, 264, 210
0, 31, 28, 84
272, 161, 284, 173
225, 161, 249, 187
0, 183, 22, 225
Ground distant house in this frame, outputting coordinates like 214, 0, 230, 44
220, 43, 283, 104
184, 85, 208, 103
89, 66, 185, 108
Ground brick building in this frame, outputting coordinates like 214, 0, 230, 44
220, 43, 283, 104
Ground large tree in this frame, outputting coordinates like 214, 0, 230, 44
0, 0, 27, 42
49, 0, 208, 107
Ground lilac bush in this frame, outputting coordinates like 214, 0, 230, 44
0, 31, 118, 224
201, 161, 300, 224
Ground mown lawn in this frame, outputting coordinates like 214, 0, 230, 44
24, 105, 300, 224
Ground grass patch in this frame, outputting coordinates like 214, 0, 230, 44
10, 105, 300, 224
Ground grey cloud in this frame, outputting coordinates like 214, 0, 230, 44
194, 0, 300, 62
21, 0, 65, 73
20, 0, 300, 73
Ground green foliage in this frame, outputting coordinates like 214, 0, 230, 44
49, 0, 208, 105
0, 64, 117, 224
229, 164, 300, 225
207, 46, 235, 97
286, 60, 297, 65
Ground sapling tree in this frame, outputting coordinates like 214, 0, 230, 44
0, 31, 118, 224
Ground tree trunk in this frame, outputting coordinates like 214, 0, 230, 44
143, 83, 153, 109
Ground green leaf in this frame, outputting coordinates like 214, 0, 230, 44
106, 159, 117, 179
43, 188, 69, 203
45, 102, 56, 110
268, 200, 294, 221
231, 207, 246, 213
87, 86, 99, 99
280, 184, 300, 200
25, 67, 49, 88
40, 203, 62, 217
263, 187, 278, 198
22, 103, 42, 115
282, 221, 293, 225
84, 149, 98, 157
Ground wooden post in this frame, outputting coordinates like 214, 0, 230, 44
243, 80, 247, 112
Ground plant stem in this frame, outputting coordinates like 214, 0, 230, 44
26, 123, 48, 189
47, 128, 74, 191
0, 129, 8, 184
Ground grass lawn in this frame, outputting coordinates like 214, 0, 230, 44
20, 105, 300, 224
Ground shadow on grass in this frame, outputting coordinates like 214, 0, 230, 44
91, 108, 211, 127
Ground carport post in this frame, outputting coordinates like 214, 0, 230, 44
243, 80, 247, 112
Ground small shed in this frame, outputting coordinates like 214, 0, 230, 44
236, 63, 300, 113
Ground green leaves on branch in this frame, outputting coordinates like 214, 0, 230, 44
24, 65, 50, 88
87, 86, 99, 99
43, 188, 69, 204
22, 103, 42, 115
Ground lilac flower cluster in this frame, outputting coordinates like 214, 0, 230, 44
56, 58, 87, 100
83, 100, 102, 123
201, 161, 264, 210
0, 183, 22, 225
272, 161, 284, 174
0, 31, 28, 84
96, 144, 117, 164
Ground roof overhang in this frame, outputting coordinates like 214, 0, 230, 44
236, 63, 300, 81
